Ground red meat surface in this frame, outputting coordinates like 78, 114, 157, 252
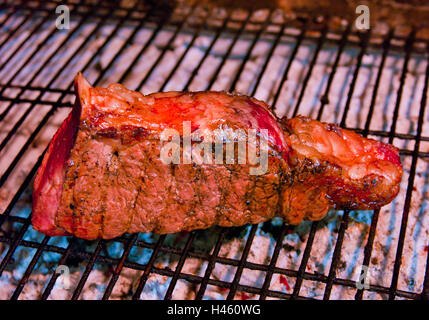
31, 73, 403, 239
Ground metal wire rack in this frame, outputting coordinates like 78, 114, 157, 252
0, 0, 428, 300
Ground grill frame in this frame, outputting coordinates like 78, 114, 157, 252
0, 0, 428, 300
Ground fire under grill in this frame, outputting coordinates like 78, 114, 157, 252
0, 0, 428, 300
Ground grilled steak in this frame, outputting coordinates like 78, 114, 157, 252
32, 73, 403, 240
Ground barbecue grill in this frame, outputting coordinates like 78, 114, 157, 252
0, 0, 428, 300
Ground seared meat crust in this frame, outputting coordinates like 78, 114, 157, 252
32, 73, 403, 239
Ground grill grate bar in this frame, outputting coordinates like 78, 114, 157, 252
0, 13, 51, 76
0, 96, 72, 107
355, 209, 380, 299
135, 5, 198, 92
258, 223, 290, 300
0, 10, 34, 54
387, 31, 416, 145
143, 257, 421, 299
40, 238, 75, 300
158, 8, 213, 92
71, 241, 104, 300
164, 232, 197, 300
10, 236, 50, 300
0, 219, 31, 276
340, 30, 370, 127
89, 5, 163, 90
115, 15, 169, 86
195, 229, 227, 300
226, 225, 259, 299
0, 150, 45, 220
362, 29, 394, 137
204, 11, 253, 91
132, 235, 167, 300
228, 10, 274, 92
102, 234, 138, 300
317, 23, 351, 119
0, 106, 54, 189
290, 221, 319, 298
0, 9, 16, 33
260, 19, 343, 300
389, 41, 429, 300
291, 21, 329, 117
250, 20, 286, 97
181, 11, 232, 91
323, 211, 350, 299
271, 20, 307, 114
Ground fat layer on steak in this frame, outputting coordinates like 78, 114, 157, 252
31, 73, 403, 239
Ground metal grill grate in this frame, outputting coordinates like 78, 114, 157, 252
0, 0, 428, 300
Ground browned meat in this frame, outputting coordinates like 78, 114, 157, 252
32, 73, 403, 240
